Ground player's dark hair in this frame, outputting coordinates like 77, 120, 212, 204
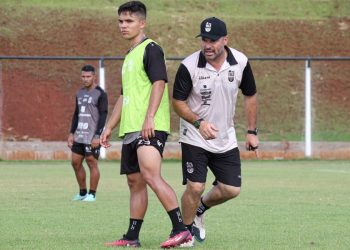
118, 1, 147, 19
81, 64, 95, 73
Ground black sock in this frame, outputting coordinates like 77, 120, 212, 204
125, 219, 143, 240
168, 207, 186, 233
88, 190, 96, 197
196, 197, 210, 216
79, 189, 87, 196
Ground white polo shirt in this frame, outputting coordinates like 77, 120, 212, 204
173, 46, 256, 153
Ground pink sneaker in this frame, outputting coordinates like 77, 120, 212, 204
160, 230, 192, 248
105, 236, 141, 248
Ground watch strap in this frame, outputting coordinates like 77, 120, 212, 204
193, 118, 204, 129
247, 128, 258, 135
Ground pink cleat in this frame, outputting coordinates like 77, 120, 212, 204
105, 236, 141, 248
160, 230, 192, 248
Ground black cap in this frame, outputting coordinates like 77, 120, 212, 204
196, 17, 227, 41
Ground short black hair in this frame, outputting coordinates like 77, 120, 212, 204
81, 64, 95, 73
118, 1, 147, 19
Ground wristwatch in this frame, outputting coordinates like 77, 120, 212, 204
193, 118, 204, 129
247, 128, 258, 135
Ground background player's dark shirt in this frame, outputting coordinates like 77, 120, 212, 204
70, 86, 108, 144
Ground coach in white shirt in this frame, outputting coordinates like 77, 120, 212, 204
172, 17, 259, 245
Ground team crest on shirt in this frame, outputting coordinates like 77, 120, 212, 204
228, 70, 235, 82
186, 162, 194, 174
200, 85, 211, 106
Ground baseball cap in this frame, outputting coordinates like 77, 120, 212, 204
196, 17, 227, 41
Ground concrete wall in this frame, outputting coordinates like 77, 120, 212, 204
1, 141, 350, 160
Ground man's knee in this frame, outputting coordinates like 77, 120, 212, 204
140, 171, 152, 184
186, 181, 206, 197
71, 159, 82, 170
127, 174, 138, 187
217, 183, 240, 200
85, 156, 98, 168
127, 173, 145, 190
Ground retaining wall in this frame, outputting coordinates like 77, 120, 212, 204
1, 141, 350, 160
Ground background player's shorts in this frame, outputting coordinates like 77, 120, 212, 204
181, 143, 241, 187
71, 142, 100, 160
120, 131, 168, 175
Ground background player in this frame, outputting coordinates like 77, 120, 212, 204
67, 64, 108, 202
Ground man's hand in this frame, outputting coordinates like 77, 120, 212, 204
198, 120, 219, 140
141, 115, 155, 140
246, 134, 259, 158
91, 137, 100, 149
100, 128, 112, 148
67, 133, 74, 148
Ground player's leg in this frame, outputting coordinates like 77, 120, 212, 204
137, 145, 191, 248
180, 143, 208, 243
178, 180, 204, 247
84, 145, 102, 201
137, 145, 178, 210
191, 181, 240, 243
193, 147, 242, 241
180, 143, 208, 224
201, 182, 240, 207
71, 152, 86, 188
203, 147, 242, 206
84, 154, 100, 201
127, 172, 148, 219
123, 141, 148, 235
136, 132, 191, 248
71, 142, 87, 200
105, 141, 146, 248
181, 180, 205, 226
125, 172, 147, 241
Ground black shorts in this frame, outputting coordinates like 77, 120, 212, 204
71, 142, 100, 160
120, 131, 168, 175
181, 143, 241, 187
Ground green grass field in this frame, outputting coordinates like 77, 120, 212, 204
0, 160, 349, 250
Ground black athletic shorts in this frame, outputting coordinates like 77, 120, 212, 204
120, 131, 168, 175
181, 143, 241, 187
71, 142, 100, 160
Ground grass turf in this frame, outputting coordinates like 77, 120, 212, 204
0, 160, 349, 249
